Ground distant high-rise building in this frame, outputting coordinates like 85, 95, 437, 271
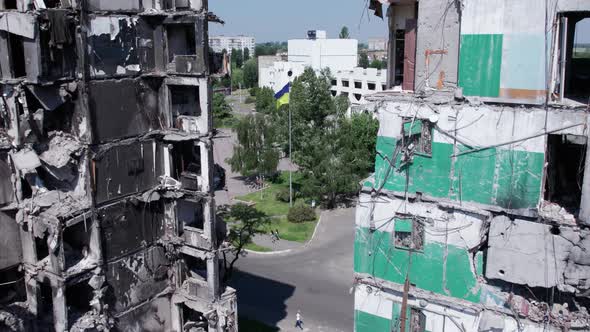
209, 35, 255, 55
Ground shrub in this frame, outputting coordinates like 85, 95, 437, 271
287, 204, 316, 223
276, 188, 291, 203
249, 87, 259, 97
245, 96, 256, 104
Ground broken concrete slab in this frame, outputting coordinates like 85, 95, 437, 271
11, 149, 41, 172
486, 216, 573, 288
0, 12, 36, 39
39, 132, 82, 169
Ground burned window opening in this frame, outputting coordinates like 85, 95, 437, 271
181, 253, 207, 281
177, 198, 204, 234
394, 29, 405, 87
8, 33, 26, 78
182, 306, 208, 332
382, 84, 386, 91
44, 0, 61, 8
0, 265, 25, 305
401, 119, 433, 157
66, 282, 93, 320
62, 222, 91, 270
393, 217, 424, 251
544, 134, 586, 214
558, 14, 590, 102
39, 281, 54, 323
172, 141, 201, 178
39, 26, 77, 80
169, 85, 201, 124
3, 0, 17, 9
167, 24, 196, 65
35, 234, 50, 262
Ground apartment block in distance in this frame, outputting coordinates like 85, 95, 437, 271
355, 0, 590, 331
0, 0, 237, 331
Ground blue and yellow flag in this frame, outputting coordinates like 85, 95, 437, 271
274, 83, 290, 108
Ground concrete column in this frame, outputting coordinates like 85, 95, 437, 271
578, 117, 590, 225
199, 141, 211, 193
24, 276, 40, 316
170, 302, 183, 332
51, 282, 68, 332
207, 254, 219, 299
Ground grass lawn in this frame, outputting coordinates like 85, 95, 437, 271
238, 316, 279, 332
238, 172, 305, 216
244, 242, 272, 252
237, 172, 318, 244
262, 216, 316, 243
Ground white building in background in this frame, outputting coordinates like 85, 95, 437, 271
330, 68, 388, 105
288, 30, 358, 72
367, 37, 387, 51
209, 35, 255, 55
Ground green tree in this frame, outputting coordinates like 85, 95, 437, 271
243, 58, 258, 88
212, 93, 232, 127
288, 69, 378, 208
243, 48, 250, 62
255, 87, 276, 114
369, 58, 386, 70
339, 26, 350, 39
227, 113, 280, 180
359, 53, 369, 69
221, 204, 270, 282
231, 68, 244, 90
233, 48, 244, 68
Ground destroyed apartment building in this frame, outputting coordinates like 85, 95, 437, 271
0, 1, 237, 331
354, 0, 590, 331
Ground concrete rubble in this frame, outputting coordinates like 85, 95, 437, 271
0, 1, 236, 331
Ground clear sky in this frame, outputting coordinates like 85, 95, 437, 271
209, 0, 388, 43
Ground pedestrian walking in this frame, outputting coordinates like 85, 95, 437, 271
275, 229, 280, 240
270, 230, 276, 243
295, 310, 303, 330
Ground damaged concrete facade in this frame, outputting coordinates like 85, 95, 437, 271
355, 0, 590, 331
0, 1, 237, 331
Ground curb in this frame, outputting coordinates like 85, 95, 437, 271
244, 213, 324, 255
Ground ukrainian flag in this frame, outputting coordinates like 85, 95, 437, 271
274, 82, 290, 108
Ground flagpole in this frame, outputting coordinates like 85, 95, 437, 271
289, 103, 293, 207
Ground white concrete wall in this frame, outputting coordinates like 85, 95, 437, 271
331, 67, 387, 105
258, 61, 305, 93
288, 38, 358, 72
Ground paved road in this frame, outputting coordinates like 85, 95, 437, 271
230, 208, 355, 332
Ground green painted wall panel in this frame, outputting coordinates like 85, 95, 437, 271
458, 34, 503, 97
372, 136, 544, 209
355, 310, 391, 332
354, 228, 482, 303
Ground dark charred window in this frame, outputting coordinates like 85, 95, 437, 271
0, 265, 25, 305
167, 24, 196, 64
181, 254, 207, 281
66, 282, 93, 316
382, 84, 386, 91
35, 234, 50, 262
172, 141, 201, 178
39, 281, 54, 324
7, 33, 26, 78
557, 14, 590, 102
393, 217, 424, 251
169, 85, 201, 122
62, 222, 91, 270
401, 119, 433, 157
544, 134, 586, 213
182, 306, 208, 332
4, 0, 17, 9
177, 198, 204, 233
175, 0, 190, 10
